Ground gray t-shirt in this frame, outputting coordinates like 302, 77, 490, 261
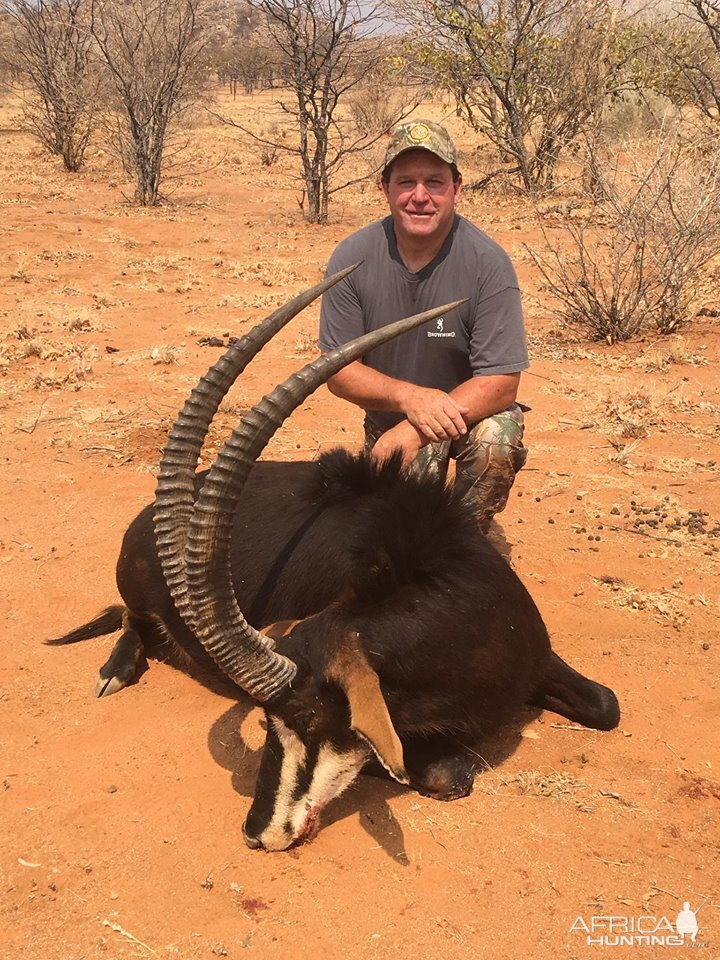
319, 214, 529, 431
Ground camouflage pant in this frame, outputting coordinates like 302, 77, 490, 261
364, 404, 527, 527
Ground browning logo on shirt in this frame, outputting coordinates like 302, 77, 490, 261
427, 317, 456, 338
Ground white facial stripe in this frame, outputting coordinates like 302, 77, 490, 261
272, 716, 307, 761
287, 742, 367, 838
258, 737, 369, 850
263, 717, 308, 843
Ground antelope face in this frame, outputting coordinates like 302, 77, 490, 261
242, 625, 408, 852
242, 681, 371, 852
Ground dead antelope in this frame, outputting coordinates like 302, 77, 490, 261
51, 266, 620, 851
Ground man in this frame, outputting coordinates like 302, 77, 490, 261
318, 119, 529, 528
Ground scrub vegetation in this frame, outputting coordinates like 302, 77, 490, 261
3, 0, 720, 336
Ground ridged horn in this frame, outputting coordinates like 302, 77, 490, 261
185, 297, 469, 702
153, 264, 360, 639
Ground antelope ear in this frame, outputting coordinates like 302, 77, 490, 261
261, 619, 303, 643
325, 633, 408, 785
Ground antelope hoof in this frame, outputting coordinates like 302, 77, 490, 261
95, 672, 129, 698
94, 629, 145, 698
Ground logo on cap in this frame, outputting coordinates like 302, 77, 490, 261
407, 122, 431, 144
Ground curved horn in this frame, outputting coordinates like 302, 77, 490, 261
153, 264, 360, 637
185, 298, 469, 702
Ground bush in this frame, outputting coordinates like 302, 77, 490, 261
10, 0, 98, 172
531, 132, 720, 342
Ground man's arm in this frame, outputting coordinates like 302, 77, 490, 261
327, 363, 520, 466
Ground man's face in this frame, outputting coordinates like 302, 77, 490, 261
382, 150, 462, 246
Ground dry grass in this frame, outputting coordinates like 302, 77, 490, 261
607, 438, 641, 466
643, 338, 709, 371
601, 392, 653, 440
20, 339, 45, 359
215, 292, 286, 311
127, 254, 193, 274
150, 345, 182, 365
1, 333, 100, 372
10, 256, 31, 282
503, 769, 588, 801
34, 247, 92, 264
292, 330, 318, 358
224, 258, 301, 287
476, 768, 592, 811
99, 229, 140, 248
30, 360, 93, 391
527, 332, 709, 373
656, 456, 715, 475
595, 575, 712, 624
66, 316, 93, 333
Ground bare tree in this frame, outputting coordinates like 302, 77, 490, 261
204, 0, 273, 93
660, 0, 720, 123
221, 0, 420, 223
221, 40, 274, 94
530, 131, 720, 342
90, 0, 207, 205
398, 0, 644, 194
6, 0, 97, 171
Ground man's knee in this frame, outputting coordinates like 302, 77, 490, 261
453, 404, 527, 522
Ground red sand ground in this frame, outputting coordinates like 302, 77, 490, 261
1, 93, 718, 959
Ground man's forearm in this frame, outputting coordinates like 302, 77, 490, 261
326, 361, 417, 414
447, 373, 520, 426
329, 362, 522, 466
328, 362, 520, 427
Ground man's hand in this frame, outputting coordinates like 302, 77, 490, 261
399, 384, 469, 443
371, 421, 424, 469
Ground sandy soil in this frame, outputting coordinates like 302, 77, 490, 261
1, 91, 718, 960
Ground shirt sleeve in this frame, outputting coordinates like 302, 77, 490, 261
468, 254, 529, 376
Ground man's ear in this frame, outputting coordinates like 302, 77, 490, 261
454, 172, 463, 200
325, 631, 408, 785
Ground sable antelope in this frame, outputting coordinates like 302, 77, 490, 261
50, 266, 620, 851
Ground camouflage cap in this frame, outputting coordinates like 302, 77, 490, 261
384, 120, 457, 170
